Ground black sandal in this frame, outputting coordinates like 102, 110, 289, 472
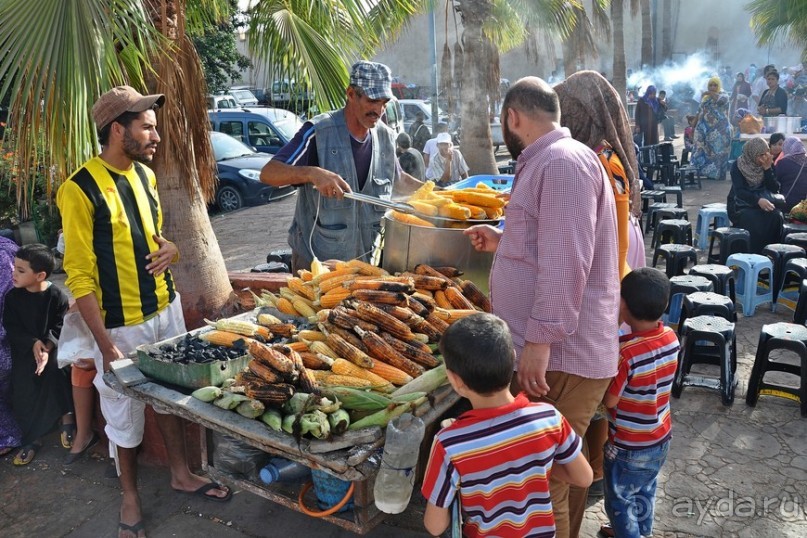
12, 442, 42, 466
60, 422, 76, 449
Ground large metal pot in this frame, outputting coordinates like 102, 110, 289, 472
763, 116, 802, 134
382, 212, 494, 292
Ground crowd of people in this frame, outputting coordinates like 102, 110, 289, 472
4, 57, 807, 538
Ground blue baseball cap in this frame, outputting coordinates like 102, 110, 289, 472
350, 61, 393, 100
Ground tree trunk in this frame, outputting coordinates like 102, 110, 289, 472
612, 0, 627, 109
640, 0, 653, 68
454, 0, 497, 175
661, 0, 672, 61
146, 0, 236, 330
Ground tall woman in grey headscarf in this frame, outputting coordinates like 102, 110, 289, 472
727, 137, 783, 253
775, 136, 807, 211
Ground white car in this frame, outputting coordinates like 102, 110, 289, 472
229, 87, 259, 107
399, 99, 449, 134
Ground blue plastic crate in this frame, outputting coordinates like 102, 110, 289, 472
447, 174, 514, 193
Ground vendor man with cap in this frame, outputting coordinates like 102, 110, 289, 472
57, 86, 231, 538
425, 132, 470, 187
260, 61, 422, 272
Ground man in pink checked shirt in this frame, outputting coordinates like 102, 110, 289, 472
464, 76, 620, 538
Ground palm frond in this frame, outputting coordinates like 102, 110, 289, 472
185, 0, 232, 36
746, 0, 807, 59
0, 0, 163, 216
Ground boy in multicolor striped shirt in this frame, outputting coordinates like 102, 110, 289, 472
600, 268, 679, 538
421, 313, 592, 537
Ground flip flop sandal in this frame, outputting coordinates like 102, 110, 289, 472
60, 423, 76, 449
172, 481, 233, 503
118, 520, 146, 538
12, 443, 42, 466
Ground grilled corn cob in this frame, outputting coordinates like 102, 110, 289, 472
349, 289, 409, 306
308, 341, 340, 360
318, 273, 359, 293
299, 351, 333, 370
247, 340, 296, 377
380, 332, 440, 368
247, 360, 284, 384
292, 298, 317, 317
297, 367, 320, 394
432, 307, 479, 323
444, 285, 477, 310
198, 330, 252, 348
367, 359, 414, 386
341, 259, 388, 276
272, 344, 305, 372
457, 203, 487, 220
319, 322, 368, 353
344, 278, 414, 293
390, 211, 435, 227
204, 318, 267, 338
407, 274, 450, 291
432, 266, 464, 278
311, 371, 376, 389
327, 307, 379, 333
331, 358, 394, 393
347, 300, 416, 341
297, 329, 326, 342
325, 333, 375, 369
275, 297, 298, 316
244, 383, 295, 404
316, 288, 352, 309
256, 312, 283, 325
460, 280, 491, 312
452, 191, 505, 208
354, 327, 424, 378
426, 312, 450, 333
405, 295, 431, 316
408, 200, 439, 216
433, 290, 453, 309
259, 322, 297, 338
298, 269, 314, 282
413, 264, 455, 283
287, 278, 316, 301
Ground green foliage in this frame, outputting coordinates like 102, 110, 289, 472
746, 0, 807, 62
192, 0, 253, 93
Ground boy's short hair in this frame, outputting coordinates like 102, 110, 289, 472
16, 243, 55, 276
438, 312, 514, 394
621, 267, 670, 322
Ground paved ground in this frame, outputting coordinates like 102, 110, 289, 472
4, 145, 807, 537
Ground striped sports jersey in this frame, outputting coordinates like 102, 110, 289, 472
57, 156, 175, 328
421, 394, 581, 538
606, 322, 679, 449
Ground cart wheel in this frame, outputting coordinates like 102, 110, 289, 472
298, 480, 355, 517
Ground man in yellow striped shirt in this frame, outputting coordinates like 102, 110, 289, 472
57, 86, 231, 538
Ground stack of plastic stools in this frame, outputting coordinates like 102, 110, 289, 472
678, 165, 701, 190
794, 280, 807, 324
665, 275, 713, 328
656, 207, 689, 222
689, 264, 737, 304
672, 315, 737, 405
652, 219, 692, 248
781, 222, 807, 243
707, 227, 751, 264
695, 206, 730, 250
678, 292, 738, 331
746, 322, 807, 416
726, 253, 774, 316
785, 232, 807, 251
762, 243, 806, 312
652, 244, 698, 277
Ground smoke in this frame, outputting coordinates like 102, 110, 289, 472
628, 52, 718, 100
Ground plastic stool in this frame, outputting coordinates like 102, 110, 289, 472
652, 219, 693, 248
672, 315, 737, 405
795, 280, 807, 324
661, 186, 683, 208
781, 222, 807, 243
688, 264, 737, 304
762, 243, 806, 311
783, 260, 807, 311
656, 207, 689, 222
665, 275, 713, 326
726, 253, 774, 316
785, 232, 807, 251
708, 227, 751, 264
746, 322, 807, 416
679, 292, 737, 332
652, 244, 698, 277
695, 206, 730, 250
645, 202, 677, 232
678, 165, 702, 190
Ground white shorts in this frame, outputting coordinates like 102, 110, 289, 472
92, 296, 186, 449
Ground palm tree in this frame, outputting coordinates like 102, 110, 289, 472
612, 0, 628, 107
640, 0, 653, 67
746, 0, 807, 62
561, 0, 611, 76
661, 0, 672, 62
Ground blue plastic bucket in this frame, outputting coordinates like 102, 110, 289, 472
310, 469, 354, 512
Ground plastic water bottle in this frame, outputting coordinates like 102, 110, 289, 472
259, 457, 311, 484
373, 413, 426, 514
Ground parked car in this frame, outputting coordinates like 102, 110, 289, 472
210, 131, 295, 212
271, 79, 314, 113
382, 97, 404, 135
208, 108, 303, 155
399, 99, 449, 134
207, 94, 238, 110
229, 86, 259, 107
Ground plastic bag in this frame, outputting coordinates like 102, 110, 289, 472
56, 312, 97, 368
211, 431, 272, 482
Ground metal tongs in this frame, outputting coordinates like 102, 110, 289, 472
343, 191, 415, 214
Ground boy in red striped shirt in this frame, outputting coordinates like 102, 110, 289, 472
600, 268, 679, 538
421, 313, 593, 537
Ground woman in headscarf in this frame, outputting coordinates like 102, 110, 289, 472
555, 72, 644, 527
775, 136, 807, 211
729, 72, 752, 123
556, 70, 643, 279
0, 236, 22, 456
691, 76, 732, 179
727, 137, 783, 253
634, 84, 661, 146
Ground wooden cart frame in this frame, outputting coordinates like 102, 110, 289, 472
105, 373, 459, 534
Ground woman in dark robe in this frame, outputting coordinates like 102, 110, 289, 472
634, 85, 661, 146
775, 136, 807, 211
0, 237, 22, 456
727, 137, 784, 253
729, 72, 752, 123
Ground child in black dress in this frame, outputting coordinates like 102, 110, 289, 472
3, 244, 73, 465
